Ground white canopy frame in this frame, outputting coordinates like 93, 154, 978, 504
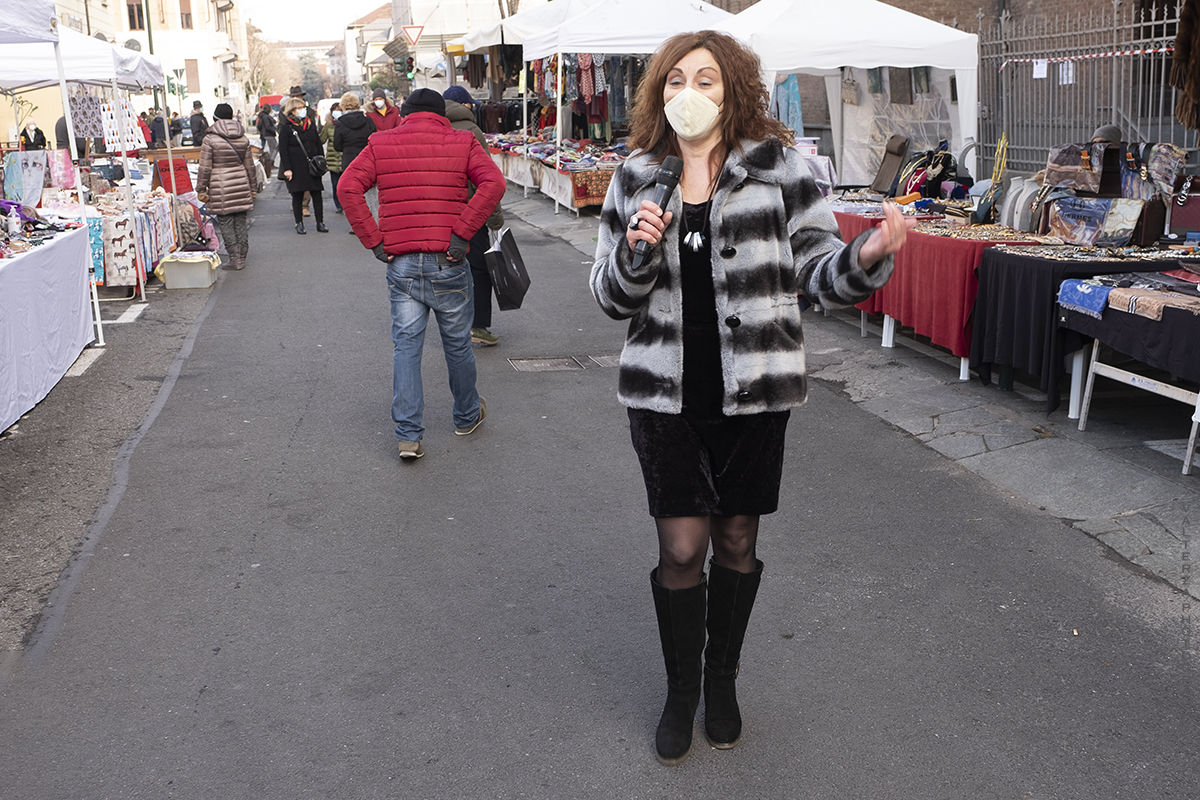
0, 4, 107, 344
463, 0, 732, 212
0, 27, 166, 308
715, 0, 980, 183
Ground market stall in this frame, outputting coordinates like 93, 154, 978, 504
0, 226, 92, 432
0, 0, 96, 432
717, 0, 979, 184
1, 27, 168, 302
1059, 271, 1200, 473
464, 0, 732, 212
834, 211, 1037, 379
969, 247, 1184, 415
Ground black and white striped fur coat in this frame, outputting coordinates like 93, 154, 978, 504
590, 137, 894, 416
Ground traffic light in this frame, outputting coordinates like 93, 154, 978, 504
406, 57, 415, 79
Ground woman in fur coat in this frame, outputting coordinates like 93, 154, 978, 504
277, 96, 327, 234
591, 30, 910, 765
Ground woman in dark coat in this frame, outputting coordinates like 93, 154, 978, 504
332, 91, 375, 171
277, 96, 327, 234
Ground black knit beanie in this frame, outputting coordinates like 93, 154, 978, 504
214, 103, 234, 120
400, 88, 446, 118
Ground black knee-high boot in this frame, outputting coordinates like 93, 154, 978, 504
704, 559, 763, 749
650, 568, 707, 765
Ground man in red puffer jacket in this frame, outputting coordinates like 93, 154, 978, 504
338, 88, 506, 462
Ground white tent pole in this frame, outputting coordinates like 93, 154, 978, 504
55, 41, 104, 347
162, 91, 178, 200
522, 60, 528, 199
111, 76, 145, 303
825, 73, 844, 180
554, 50, 562, 215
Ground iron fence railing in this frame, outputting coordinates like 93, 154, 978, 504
978, 1, 1195, 177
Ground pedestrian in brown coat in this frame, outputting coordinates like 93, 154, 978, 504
197, 103, 257, 269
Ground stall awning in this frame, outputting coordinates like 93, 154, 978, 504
520, 0, 732, 62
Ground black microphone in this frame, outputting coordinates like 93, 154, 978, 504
632, 155, 683, 269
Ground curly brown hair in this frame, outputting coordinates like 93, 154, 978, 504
628, 30, 793, 170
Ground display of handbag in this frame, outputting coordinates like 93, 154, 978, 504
896, 140, 956, 198
1046, 197, 1144, 246
974, 133, 1007, 224
1169, 174, 1200, 237
173, 196, 209, 251
1044, 142, 1121, 196
1120, 142, 1160, 201
484, 228, 531, 311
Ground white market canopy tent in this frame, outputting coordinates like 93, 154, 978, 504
461, 0, 551, 52
520, 0, 732, 61
0, 0, 58, 44
716, 0, 980, 183
0, 27, 164, 92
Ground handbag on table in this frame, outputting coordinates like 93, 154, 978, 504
484, 228, 531, 311
1045, 142, 1110, 194
1169, 174, 1200, 237
974, 133, 1007, 224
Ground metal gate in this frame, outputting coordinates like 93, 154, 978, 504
978, 1, 1192, 177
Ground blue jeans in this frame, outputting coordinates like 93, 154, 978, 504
386, 253, 480, 442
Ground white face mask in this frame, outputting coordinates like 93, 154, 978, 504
295, 108, 307, 119
333, 110, 343, 120
26, 124, 36, 133
664, 87, 722, 142
374, 98, 385, 109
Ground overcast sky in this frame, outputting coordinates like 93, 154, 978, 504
239, 0, 390, 43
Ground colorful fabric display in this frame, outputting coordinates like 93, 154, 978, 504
69, 94, 104, 138
48, 149, 75, 189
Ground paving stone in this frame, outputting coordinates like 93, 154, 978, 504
926, 431, 988, 460
1072, 518, 1126, 536
1096, 528, 1152, 560
959, 437, 1184, 519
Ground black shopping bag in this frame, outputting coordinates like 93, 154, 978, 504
484, 228, 531, 311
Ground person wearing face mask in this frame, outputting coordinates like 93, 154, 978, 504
320, 102, 345, 214
277, 93, 327, 234
367, 88, 400, 131
19, 121, 46, 150
591, 31, 909, 765
190, 101, 210, 148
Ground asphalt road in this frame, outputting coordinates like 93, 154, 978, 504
1, 183, 1197, 798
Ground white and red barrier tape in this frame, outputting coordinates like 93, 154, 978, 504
999, 46, 1174, 72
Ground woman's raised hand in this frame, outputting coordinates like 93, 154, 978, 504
857, 201, 916, 270
626, 199, 674, 254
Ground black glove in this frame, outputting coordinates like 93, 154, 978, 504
372, 243, 392, 264
447, 233, 469, 263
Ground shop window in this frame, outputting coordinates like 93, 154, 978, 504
127, 0, 145, 31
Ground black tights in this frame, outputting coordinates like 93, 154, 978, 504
655, 514, 760, 590
292, 190, 323, 224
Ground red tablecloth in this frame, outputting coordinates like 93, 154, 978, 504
834, 211, 1030, 358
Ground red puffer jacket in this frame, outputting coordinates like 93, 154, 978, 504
338, 113, 505, 255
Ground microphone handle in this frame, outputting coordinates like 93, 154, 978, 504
631, 183, 675, 269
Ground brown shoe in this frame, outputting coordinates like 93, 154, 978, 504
397, 440, 424, 459
454, 397, 487, 436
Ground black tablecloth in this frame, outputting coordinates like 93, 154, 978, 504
969, 250, 1156, 411
1059, 305, 1200, 385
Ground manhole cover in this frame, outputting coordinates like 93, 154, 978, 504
509, 357, 586, 372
